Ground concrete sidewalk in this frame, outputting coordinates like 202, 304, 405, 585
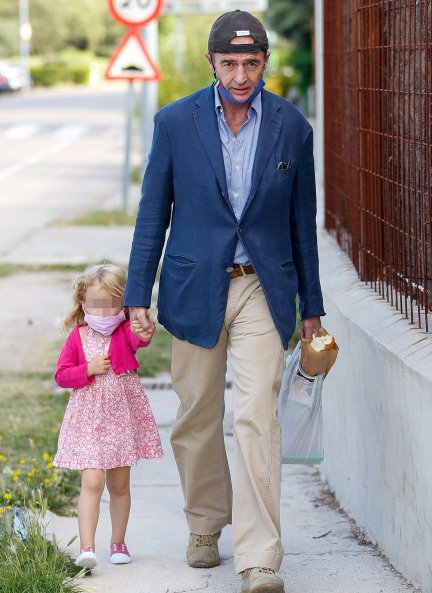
47, 384, 418, 593
0, 225, 134, 266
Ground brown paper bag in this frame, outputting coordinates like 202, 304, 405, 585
300, 327, 339, 377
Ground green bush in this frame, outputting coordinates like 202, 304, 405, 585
68, 66, 89, 84
158, 14, 215, 108
30, 64, 90, 87
30, 65, 64, 87
265, 73, 294, 98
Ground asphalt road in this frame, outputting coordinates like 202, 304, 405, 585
0, 84, 138, 257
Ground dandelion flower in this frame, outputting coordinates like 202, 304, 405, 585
11, 470, 21, 478
46, 463, 54, 469
5, 505, 12, 510
0, 508, 4, 514
3, 492, 12, 500
27, 469, 36, 478
42, 452, 53, 462
19, 459, 26, 465
0, 454, 5, 462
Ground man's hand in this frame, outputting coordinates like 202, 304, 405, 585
129, 306, 156, 341
300, 316, 321, 340
87, 355, 111, 377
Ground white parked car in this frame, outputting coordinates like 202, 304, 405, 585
0, 63, 29, 92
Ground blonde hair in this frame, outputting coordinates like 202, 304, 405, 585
62, 263, 127, 332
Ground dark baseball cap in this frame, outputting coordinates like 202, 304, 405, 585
208, 9, 269, 54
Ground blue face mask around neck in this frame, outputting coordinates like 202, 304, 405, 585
215, 78, 265, 105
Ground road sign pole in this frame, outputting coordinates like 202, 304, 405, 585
106, 0, 162, 200
141, 20, 159, 169
174, 0, 184, 73
123, 80, 134, 213
19, 0, 31, 89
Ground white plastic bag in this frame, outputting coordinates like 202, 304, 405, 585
278, 342, 325, 464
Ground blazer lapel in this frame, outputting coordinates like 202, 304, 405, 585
240, 92, 283, 220
193, 86, 230, 207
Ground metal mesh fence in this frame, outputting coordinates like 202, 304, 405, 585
324, 0, 432, 331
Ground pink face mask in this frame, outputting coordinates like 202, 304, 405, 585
83, 309, 126, 336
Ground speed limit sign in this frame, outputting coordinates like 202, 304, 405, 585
108, 0, 164, 28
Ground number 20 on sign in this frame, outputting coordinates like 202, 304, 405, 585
108, 0, 164, 28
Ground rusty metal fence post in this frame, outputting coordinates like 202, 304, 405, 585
324, 0, 432, 331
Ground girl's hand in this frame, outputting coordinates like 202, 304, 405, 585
87, 355, 111, 377
132, 319, 155, 343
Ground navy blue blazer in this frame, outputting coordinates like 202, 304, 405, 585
125, 85, 325, 349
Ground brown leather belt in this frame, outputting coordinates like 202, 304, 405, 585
230, 263, 255, 279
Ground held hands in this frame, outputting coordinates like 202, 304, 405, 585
300, 316, 322, 340
129, 306, 156, 342
87, 355, 111, 377
131, 320, 155, 342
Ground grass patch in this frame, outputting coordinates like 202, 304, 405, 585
0, 374, 80, 516
0, 262, 116, 278
15, 263, 101, 273
136, 327, 172, 377
0, 492, 84, 593
0, 264, 14, 278
60, 209, 137, 226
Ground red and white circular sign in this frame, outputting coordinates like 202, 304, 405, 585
108, 0, 164, 28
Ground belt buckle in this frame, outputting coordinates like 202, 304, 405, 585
239, 264, 247, 277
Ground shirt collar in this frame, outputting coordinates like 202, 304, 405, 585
213, 84, 262, 118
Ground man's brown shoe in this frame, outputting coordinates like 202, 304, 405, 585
241, 567, 285, 593
187, 531, 221, 568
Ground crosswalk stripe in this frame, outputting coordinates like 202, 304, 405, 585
4, 124, 42, 139
54, 124, 89, 140
0, 124, 124, 140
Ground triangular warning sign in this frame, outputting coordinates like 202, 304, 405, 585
105, 31, 160, 81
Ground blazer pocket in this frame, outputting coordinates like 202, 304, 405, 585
165, 253, 196, 266
275, 159, 295, 178
281, 260, 294, 270
275, 168, 294, 180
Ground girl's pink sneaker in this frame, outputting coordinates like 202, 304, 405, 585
75, 547, 98, 569
110, 542, 132, 565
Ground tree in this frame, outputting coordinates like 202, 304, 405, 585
0, 0, 19, 56
0, 0, 123, 57
158, 14, 215, 108
266, 0, 314, 97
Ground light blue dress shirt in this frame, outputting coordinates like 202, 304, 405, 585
214, 86, 262, 264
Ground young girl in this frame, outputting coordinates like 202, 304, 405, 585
53, 264, 163, 570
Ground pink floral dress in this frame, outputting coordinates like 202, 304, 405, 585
54, 327, 163, 470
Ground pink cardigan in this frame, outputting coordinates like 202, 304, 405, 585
55, 321, 150, 389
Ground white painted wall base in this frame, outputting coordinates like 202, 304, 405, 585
318, 229, 432, 593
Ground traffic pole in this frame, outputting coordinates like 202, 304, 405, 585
141, 20, 159, 171
123, 80, 134, 213
105, 0, 163, 201
19, 0, 31, 89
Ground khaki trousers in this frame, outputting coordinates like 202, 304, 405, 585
170, 274, 285, 573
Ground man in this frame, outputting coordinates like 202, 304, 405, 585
125, 10, 325, 593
